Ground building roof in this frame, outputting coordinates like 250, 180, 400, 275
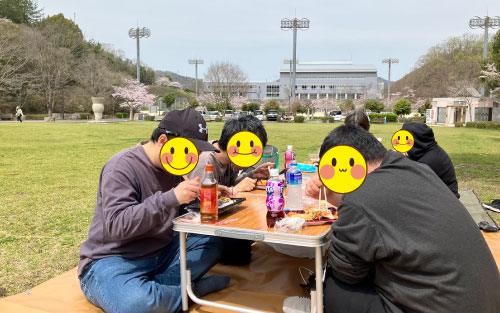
280, 61, 377, 73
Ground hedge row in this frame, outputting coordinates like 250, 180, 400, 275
321, 116, 334, 123
368, 113, 398, 122
465, 122, 500, 129
294, 116, 305, 123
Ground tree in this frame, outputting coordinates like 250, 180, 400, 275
112, 78, 156, 120
38, 14, 85, 56
449, 80, 480, 122
0, 21, 30, 93
263, 100, 280, 113
339, 99, 354, 114
204, 61, 248, 109
244, 102, 260, 112
76, 51, 115, 98
364, 99, 384, 113
418, 99, 432, 113
393, 99, 412, 116
0, 0, 42, 25
163, 93, 176, 108
481, 63, 500, 98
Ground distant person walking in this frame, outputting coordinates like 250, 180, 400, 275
15, 106, 23, 123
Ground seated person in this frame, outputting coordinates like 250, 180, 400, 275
188, 115, 273, 194
306, 125, 500, 313
402, 122, 460, 198
188, 115, 273, 265
78, 108, 230, 313
344, 110, 370, 131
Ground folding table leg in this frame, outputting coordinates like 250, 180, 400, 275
179, 232, 188, 311
315, 246, 323, 313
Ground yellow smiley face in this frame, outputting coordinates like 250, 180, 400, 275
160, 137, 199, 176
318, 145, 367, 194
391, 130, 414, 153
226, 131, 263, 168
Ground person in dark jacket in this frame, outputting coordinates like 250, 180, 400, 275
305, 125, 500, 313
402, 122, 460, 198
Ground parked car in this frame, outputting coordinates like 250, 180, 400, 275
329, 110, 342, 117
283, 112, 295, 122
333, 114, 346, 122
205, 111, 221, 122
224, 110, 234, 120
266, 110, 279, 121
253, 110, 265, 121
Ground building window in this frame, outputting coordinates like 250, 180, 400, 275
266, 85, 280, 97
320, 85, 325, 90
302, 85, 307, 90
329, 85, 334, 89
311, 85, 317, 90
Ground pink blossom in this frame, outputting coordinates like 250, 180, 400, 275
112, 78, 157, 111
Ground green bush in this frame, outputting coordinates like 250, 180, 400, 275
402, 116, 426, 123
393, 99, 412, 116
23, 114, 46, 120
465, 122, 500, 129
145, 116, 155, 121
321, 116, 334, 123
215, 116, 223, 122
115, 112, 129, 119
364, 99, 384, 113
79, 113, 90, 120
368, 113, 398, 122
294, 116, 305, 123
455, 122, 465, 127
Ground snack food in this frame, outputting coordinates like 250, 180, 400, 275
219, 197, 232, 203
286, 207, 336, 221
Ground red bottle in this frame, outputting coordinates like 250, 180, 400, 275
200, 165, 218, 223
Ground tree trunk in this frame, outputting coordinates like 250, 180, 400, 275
48, 106, 52, 118
129, 107, 134, 121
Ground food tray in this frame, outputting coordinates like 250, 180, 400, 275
186, 197, 246, 215
284, 207, 337, 226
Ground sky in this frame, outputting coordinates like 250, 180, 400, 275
39, 0, 500, 82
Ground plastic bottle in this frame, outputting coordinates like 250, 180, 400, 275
266, 168, 285, 227
286, 160, 303, 210
200, 165, 218, 223
284, 145, 295, 173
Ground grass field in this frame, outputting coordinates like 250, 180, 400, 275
0, 121, 499, 297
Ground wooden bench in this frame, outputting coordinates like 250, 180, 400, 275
0, 114, 13, 120
371, 117, 386, 123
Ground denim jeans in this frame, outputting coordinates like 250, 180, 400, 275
79, 234, 222, 313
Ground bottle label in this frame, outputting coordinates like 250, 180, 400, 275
266, 181, 285, 211
287, 171, 302, 185
201, 189, 216, 213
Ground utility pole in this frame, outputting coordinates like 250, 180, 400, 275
128, 27, 151, 86
469, 16, 500, 96
281, 18, 309, 100
188, 59, 204, 97
382, 58, 399, 99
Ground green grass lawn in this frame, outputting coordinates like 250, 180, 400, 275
0, 121, 499, 297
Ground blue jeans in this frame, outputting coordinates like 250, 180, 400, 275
79, 234, 222, 313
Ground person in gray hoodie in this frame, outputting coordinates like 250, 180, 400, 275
306, 125, 500, 313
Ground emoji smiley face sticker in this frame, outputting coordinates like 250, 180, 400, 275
160, 137, 199, 176
391, 130, 414, 153
227, 131, 263, 168
318, 145, 367, 194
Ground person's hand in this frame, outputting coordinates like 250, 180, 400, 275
233, 177, 257, 194
218, 185, 232, 198
252, 162, 274, 180
174, 177, 200, 205
305, 175, 324, 199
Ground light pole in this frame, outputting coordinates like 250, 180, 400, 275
469, 16, 500, 96
128, 26, 151, 86
188, 59, 204, 97
281, 18, 309, 99
382, 58, 399, 99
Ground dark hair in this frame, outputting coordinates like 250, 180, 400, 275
344, 110, 370, 131
218, 115, 268, 151
151, 128, 176, 143
319, 125, 386, 164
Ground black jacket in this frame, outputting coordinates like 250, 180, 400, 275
328, 151, 500, 313
402, 122, 460, 198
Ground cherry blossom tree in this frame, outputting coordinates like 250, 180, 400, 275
311, 98, 338, 116
231, 96, 249, 110
481, 63, 500, 98
112, 78, 157, 120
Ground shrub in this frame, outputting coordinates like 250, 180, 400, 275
455, 122, 465, 127
321, 116, 334, 123
465, 122, 500, 129
364, 99, 384, 113
145, 116, 155, 121
393, 99, 412, 116
23, 114, 46, 120
215, 116, 223, 122
368, 113, 398, 122
79, 113, 90, 120
401, 116, 426, 123
294, 116, 305, 123
115, 112, 129, 119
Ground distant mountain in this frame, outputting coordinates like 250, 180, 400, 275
155, 70, 200, 91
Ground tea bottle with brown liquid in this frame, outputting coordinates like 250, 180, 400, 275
200, 164, 218, 223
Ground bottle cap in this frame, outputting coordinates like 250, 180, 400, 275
270, 168, 279, 177
290, 160, 297, 165
205, 164, 214, 172
287, 145, 293, 151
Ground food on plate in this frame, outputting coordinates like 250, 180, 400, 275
286, 207, 336, 221
256, 180, 267, 186
219, 197, 232, 203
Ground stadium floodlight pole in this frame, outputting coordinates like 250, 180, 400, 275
283, 59, 299, 97
382, 58, 399, 99
128, 26, 151, 86
469, 16, 500, 96
188, 59, 204, 97
281, 18, 309, 99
